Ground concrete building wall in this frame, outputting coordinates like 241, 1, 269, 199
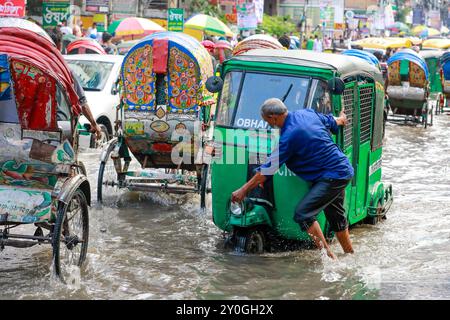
344, 0, 378, 10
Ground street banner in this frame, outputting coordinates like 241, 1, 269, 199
167, 8, 184, 32
93, 13, 107, 32
220, 0, 245, 5
448, 7, 450, 27
412, 5, 424, 25
86, 0, 109, 13
42, 2, 71, 28
237, 2, 257, 30
254, 0, 264, 24
0, 0, 25, 17
429, 10, 441, 30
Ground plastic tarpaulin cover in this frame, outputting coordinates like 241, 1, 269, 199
342, 49, 380, 68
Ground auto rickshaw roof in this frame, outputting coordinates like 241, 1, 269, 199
353, 37, 412, 49
419, 50, 445, 59
233, 49, 383, 81
422, 38, 450, 49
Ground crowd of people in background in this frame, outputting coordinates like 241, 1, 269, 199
45, 19, 119, 55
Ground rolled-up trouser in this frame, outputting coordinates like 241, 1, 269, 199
293, 178, 351, 232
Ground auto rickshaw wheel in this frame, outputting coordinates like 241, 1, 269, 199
200, 164, 211, 210
52, 189, 89, 283
97, 145, 122, 204
365, 201, 385, 225
234, 228, 266, 254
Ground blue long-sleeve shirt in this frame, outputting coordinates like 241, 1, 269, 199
257, 109, 354, 182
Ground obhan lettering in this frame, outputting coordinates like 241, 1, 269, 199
220, 304, 274, 315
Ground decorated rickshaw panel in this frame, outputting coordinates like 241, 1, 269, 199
120, 32, 214, 163
409, 62, 427, 87
122, 43, 155, 111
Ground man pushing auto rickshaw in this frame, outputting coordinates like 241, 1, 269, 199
231, 98, 354, 259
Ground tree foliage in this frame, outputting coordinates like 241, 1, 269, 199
257, 14, 296, 37
188, 0, 222, 17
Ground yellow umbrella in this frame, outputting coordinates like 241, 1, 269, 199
412, 25, 427, 35
412, 25, 441, 37
185, 14, 234, 37
428, 28, 441, 37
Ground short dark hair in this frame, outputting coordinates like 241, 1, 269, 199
278, 35, 290, 49
102, 32, 112, 43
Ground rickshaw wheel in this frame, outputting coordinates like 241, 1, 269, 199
52, 189, 89, 283
200, 164, 211, 210
234, 228, 266, 254
97, 146, 122, 204
90, 124, 109, 149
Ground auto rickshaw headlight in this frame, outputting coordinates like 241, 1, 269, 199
230, 201, 244, 216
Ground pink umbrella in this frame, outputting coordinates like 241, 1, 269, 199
201, 40, 215, 54
115, 17, 165, 39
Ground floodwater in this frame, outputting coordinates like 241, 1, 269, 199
2, 114, 450, 300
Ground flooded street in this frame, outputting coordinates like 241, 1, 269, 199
2, 114, 450, 300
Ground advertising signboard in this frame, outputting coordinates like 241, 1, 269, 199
42, 2, 71, 28
167, 8, 184, 32
0, 0, 25, 17
86, 0, 109, 13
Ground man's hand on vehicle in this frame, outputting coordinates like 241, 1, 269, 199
335, 108, 348, 126
231, 187, 247, 203
91, 123, 102, 140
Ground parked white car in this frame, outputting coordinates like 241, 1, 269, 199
64, 54, 124, 148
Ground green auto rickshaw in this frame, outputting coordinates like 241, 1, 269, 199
205, 49, 393, 253
419, 50, 446, 114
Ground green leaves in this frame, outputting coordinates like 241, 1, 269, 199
258, 14, 296, 38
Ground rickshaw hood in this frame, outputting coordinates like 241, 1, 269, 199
0, 27, 82, 116
67, 38, 107, 55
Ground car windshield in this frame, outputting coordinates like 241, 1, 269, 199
66, 60, 114, 91
216, 71, 328, 129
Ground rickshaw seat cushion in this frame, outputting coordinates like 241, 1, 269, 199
387, 85, 426, 101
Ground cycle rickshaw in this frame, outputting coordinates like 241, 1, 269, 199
97, 32, 215, 209
419, 50, 446, 114
440, 51, 450, 108
0, 18, 91, 282
386, 49, 433, 128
